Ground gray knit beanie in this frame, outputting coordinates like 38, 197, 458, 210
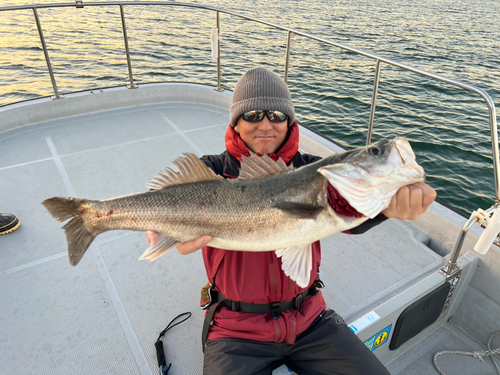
230, 67, 295, 127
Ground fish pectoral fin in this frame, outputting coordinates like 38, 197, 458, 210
275, 245, 312, 288
238, 152, 292, 179
274, 202, 324, 219
138, 234, 180, 261
146, 153, 223, 191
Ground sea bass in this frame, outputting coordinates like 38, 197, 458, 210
42, 137, 425, 287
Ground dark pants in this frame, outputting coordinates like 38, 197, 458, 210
203, 309, 390, 375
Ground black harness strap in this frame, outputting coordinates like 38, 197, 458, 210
201, 282, 321, 351
202, 301, 223, 352
215, 285, 316, 316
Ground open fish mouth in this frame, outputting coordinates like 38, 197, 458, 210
391, 137, 426, 178
392, 137, 414, 166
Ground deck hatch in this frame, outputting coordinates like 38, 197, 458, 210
389, 282, 450, 350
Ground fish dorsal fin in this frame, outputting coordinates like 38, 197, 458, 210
146, 153, 223, 191
239, 152, 292, 179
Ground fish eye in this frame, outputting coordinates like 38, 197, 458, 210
368, 147, 380, 155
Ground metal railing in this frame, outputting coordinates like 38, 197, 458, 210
1, 1, 499, 206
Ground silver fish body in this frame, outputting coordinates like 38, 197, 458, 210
42, 137, 425, 285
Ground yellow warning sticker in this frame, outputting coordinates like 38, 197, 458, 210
364, 325, 391, 351
374, 331, 388, 347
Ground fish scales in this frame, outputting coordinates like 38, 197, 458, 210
42, 137, 425, 285
81, 168, 326, 247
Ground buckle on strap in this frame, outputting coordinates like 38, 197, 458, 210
293, 282, 319, 309
230, 300, 240, 311
293, 291, 307, 309
271, 302, 281, 319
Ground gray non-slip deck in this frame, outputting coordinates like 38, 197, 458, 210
0, 101, 467, 375
389, 322, 500, 375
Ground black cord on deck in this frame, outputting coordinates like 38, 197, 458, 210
155, 312, 192, 375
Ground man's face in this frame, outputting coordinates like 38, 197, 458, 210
234, 115, 288, 155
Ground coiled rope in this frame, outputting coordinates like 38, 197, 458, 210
433, 331, 500, 375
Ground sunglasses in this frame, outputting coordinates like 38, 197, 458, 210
241, 110, 288, 123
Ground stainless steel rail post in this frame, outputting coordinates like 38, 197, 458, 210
440, 204, 498, 278
487, 106, 500, 204
120, 4, 138, 89
366, 59, 381, 145
440, 214, 479, 278
215, 11, 222, 91
284, 31, 292, 84
33, 8, 63, 100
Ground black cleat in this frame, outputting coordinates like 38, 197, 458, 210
0, 213, 20, 235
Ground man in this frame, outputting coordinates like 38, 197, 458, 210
147, 67, 436, 375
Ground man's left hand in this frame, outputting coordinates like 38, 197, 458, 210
382, 182, 437, 220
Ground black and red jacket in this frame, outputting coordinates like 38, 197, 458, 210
200, 123, 387, 344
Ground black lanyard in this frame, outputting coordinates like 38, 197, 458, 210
155, 312, 192, 375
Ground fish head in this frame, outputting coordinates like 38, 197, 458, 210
318, 137, 426, 218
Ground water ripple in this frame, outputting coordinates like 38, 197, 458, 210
1, 0, 499, 215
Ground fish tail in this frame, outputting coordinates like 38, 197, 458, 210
42, 197, 85, 222
42, 197, 98, 266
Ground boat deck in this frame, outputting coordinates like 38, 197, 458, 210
1, 84, 498, 374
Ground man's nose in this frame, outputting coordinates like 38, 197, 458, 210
258, 116, 274, 131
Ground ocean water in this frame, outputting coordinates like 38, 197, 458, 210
1, 0, 499, 216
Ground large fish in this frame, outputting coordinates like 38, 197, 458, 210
42, 137, 425, 287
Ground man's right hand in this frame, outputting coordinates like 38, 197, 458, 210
146, 230, 212, 255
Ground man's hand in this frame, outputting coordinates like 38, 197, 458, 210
146, 230, 212, 255
382, 182, 437, 220
177, 235, 213, 254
